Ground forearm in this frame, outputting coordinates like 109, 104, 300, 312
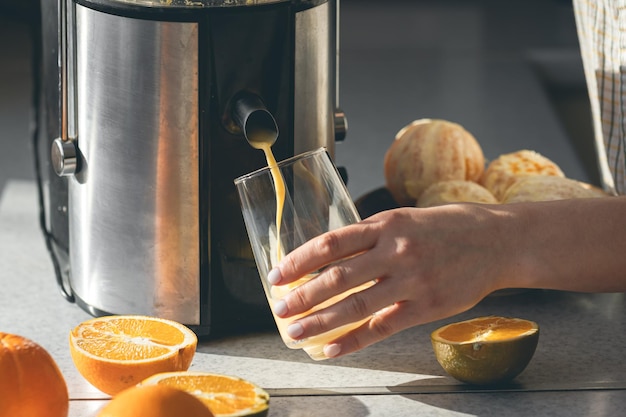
500, 196, 626, 292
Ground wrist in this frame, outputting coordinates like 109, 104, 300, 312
486, 203, 537, 291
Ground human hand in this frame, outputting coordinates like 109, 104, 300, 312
268, 204, 514, 358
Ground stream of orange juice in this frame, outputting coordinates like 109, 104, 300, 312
257, 142, 285, 260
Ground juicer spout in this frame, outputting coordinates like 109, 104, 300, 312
232, 93, 279, 149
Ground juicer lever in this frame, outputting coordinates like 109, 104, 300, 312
53, 0, 79, 177
51, 137, 78, 176
232, 93, 279, 148
334, 108, 348, 142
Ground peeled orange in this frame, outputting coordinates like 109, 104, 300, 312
479, 149, 565, 200
97, 384, 214, 417
69, 315, 197, 395
0, 332, 69, 417
431, 316, 539, 385
384, 118, 485, 205
141, 371, 270, 417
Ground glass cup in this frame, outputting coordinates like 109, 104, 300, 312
235, 148, 373, 360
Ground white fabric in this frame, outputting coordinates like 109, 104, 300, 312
573, 0, 626, 195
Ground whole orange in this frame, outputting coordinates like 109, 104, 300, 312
97, 384, 214, 417
0, 332, 69, 417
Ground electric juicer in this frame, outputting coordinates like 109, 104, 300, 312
37, 0, 347, 336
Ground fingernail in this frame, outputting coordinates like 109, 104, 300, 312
287, 322, 304, 338
267, 268, 282, 285
273, 299, 288, 317
324, 343, 342, 358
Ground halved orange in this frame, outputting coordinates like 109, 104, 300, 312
69, 315, 197, 395
97, 384, 214, 417
140, 371, 270, 417
431, 316, 539, 385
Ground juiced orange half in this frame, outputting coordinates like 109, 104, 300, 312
431, 316, 539, 385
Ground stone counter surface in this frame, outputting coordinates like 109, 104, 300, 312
2, 181, 625, 416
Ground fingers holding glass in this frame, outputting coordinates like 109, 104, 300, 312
273, 251, 381, 319
275, 270, 404, 345
272, 219, 379, 287
321, 301, 417, 358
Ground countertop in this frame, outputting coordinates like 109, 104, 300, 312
2, 181, 625, 416
2, 1, 625, 416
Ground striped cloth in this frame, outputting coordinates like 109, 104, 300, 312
573, 0, 626, 195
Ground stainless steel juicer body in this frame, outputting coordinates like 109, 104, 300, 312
39, 0, 346, 336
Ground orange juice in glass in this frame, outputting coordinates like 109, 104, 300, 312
235, 148, 373, 360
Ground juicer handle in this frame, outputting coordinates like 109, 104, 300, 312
333, 0, 347, 143
54, 0, 79, 177
33, 0, 75, 303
